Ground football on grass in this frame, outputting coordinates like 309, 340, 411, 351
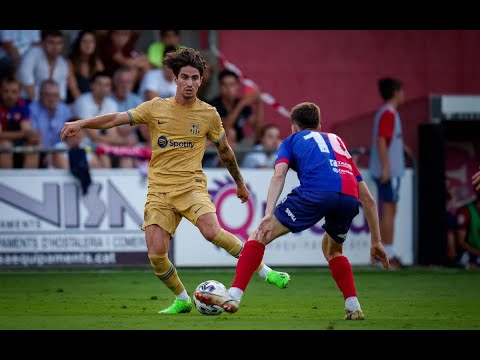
193, 280, 227, 316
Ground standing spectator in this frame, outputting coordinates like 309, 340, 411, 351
29, 79, 72, 168
455, 188, 480, 269
368, 77, 407, 269
0, 76, 39, 168
208, 69, 264, 145
73, 71, 126, 168
66, 30, 105, 104
0, 30, 41, 78
17, 30, 68, 102
147, 30, 183, 68
242, 124, 281, 168
138, 46, 177, 101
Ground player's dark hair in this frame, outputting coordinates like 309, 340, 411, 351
378, 77, 403, 101
290, 102, 320, 130
162, 47, 207, 77
218, 69, 239, 83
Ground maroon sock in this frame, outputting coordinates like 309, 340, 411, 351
328, 256, 357, 300
231, 240, 265, 291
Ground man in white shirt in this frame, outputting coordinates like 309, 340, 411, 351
17, 30, 68, 101
242, 124, 280, 168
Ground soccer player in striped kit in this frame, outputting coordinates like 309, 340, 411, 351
195, 102, 390, 320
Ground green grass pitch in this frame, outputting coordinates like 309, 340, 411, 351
1, 267, 479, 330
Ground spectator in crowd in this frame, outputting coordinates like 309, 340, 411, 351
29, 79, 72, 168
138, 46, 177, 101
0, 30, 41, 78
147, 30, 183, 68
99, 30, 150, 90
197, 50, 215, 102
111, 67, 143, 111
111, 67, 143, 168
208, 69, 264, 145
66, 30, 105, 104
0, 76, 39, 168
368, 77, 407, 269
17, 30, 68, 102
455, 186, 480, 269
73, 71, 133, 168
242, 124, 281, 168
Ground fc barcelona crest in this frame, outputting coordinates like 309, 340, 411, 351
190, 124, 200, 135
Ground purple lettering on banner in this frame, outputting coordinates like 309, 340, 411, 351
210, 177, 255, 242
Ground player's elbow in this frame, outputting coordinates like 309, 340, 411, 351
359, 191, 376, 209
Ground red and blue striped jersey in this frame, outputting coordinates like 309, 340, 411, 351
275, 130, 362, 199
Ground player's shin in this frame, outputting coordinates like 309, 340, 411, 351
231, 240, 266, 292
328, 255, 360, 310
149, 254, 186, 298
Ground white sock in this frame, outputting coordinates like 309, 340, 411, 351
228, 287, 243, 301
257, 264, 272, 279
175, 290, 190, 301
345, 296, 361, 312
385, 244, 394, 259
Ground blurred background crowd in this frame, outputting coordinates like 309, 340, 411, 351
0, 30, 277, 171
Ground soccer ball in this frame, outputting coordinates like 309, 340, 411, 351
194, 280, 227, 316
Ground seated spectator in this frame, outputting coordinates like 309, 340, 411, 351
208, 69, 264, 145
99, 30, 150, 90
66, 30, 105, 104
110, 67, 143, 168
242, 124, 280, 168
147, 30, 183, 68
111, 67, 143, 111
0, 30, 41, 78
17, 30, 68, 102
0, 76, 39, 168
138, 46, 177, 101
73, 71, 134, 168
197, 50, 215, 102
29, 79, 72, 168
455, 187, 480, 269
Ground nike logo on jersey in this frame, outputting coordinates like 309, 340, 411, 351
158, 121, 168, 125
194, 206, 204, 214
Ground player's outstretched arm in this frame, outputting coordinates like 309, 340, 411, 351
264, 162, 288, 216
473, 167, 480, 192
60, 112, 130, 140
358, 180, 390, 270
216, 136, 249, 203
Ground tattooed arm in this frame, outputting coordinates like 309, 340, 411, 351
216, 136, 249, 203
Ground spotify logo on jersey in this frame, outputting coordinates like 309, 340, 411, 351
158, 136, 168, 148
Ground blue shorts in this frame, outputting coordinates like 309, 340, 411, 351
274, 189, 359, 244
374, 177, 401, 203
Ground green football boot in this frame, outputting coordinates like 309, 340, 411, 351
265, 270, 291, 289
158, 297, 192, 314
